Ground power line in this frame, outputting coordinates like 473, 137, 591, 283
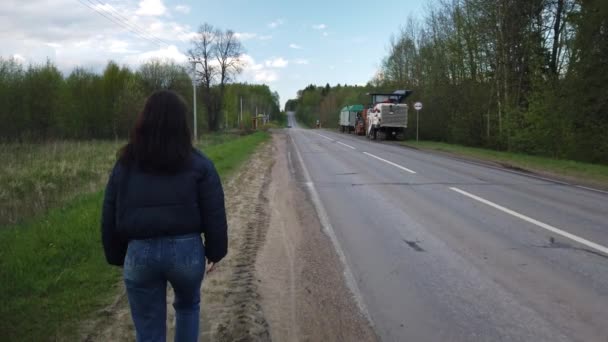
76, 0, 169, 48
87, 0, 174, 47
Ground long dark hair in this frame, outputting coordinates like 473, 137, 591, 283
119, 90, 192, 173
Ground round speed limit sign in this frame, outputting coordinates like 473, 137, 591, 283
414, 102, 423, 111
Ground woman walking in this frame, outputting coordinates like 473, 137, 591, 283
101, 90, 228, 342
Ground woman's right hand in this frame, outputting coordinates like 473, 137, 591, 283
206, 261, 216, 273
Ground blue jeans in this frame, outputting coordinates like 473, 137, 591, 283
123, 234, 205, 342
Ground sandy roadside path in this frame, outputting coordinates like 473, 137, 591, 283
256, 133, 377, 342
78, 132, 376, 341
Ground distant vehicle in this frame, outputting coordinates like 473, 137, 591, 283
286, 125, 292, 128
315, 119, 320, 129
339, 105, 364, 133
366, 90, 413, 141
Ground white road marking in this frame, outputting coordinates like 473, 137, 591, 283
450, 187, 608, 256
337, 141, 356, 150
314, 133, 335, 142
363, 152, 416, 174
289, 134, 374, 326
576, 185, 608, 195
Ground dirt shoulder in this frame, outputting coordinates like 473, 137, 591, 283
80, 133, 375, 341
256, 133, 377, 342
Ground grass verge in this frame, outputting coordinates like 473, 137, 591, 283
0, 131, 270, 341
0, 133, 242, 227
403, 140, 608, 188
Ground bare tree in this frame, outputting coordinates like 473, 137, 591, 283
216, 30, 244, 88
189, 23, 244, 131
189, 23, 217, 91
189, 23, 218, 131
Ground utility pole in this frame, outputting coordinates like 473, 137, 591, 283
188, 57, 199, 142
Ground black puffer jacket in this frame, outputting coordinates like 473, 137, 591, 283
101, 149, 228, 265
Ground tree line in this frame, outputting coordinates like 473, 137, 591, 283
286, 83, 369, 128
0, 23, 281, 142
288, 0, 607, 164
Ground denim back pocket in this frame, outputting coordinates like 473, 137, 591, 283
172, 235, 204, 269
124, 239, 151, 268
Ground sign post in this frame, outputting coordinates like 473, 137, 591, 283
414, 101, 423, 142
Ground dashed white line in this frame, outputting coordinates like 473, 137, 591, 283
363, 152, 416, 174
450, 187, 608, 256
314, 133, 334, 142
337, 141, 356, 150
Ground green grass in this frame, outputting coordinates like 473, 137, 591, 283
0, 131, 269, 341
0, 141, 122, 226
0, 133, 243, 227
403, 140, 608, 187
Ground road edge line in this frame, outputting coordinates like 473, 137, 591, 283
289, 132, 375, 327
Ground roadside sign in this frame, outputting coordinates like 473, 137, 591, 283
414, 102, 422, 142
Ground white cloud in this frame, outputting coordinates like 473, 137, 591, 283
293, 58, 309, 65
322, 32, 329, 37
174, 4, 190, 14
265, 57, 288, 68
234, 33, 274, 41
254, 70, 278, 82
108, 39, 139, 54
312, 24, 327, 30
135, 0, 167, 16
240, 54, 279, 83
178, 31, 198, 42
13, 54, 26, 63
240, 54, 262, 70
234, 32, 257, 41
289, 43, 303, 49
122, 45, 187, 65
268, 19, 284, 28
0, 0, 196, 73
0, 0, 282, 86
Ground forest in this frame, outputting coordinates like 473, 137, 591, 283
288, 0, 608, 164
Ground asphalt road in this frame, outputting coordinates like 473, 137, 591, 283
285, 112, 608, 342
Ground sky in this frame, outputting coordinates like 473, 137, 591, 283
0, 0, 427, 109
